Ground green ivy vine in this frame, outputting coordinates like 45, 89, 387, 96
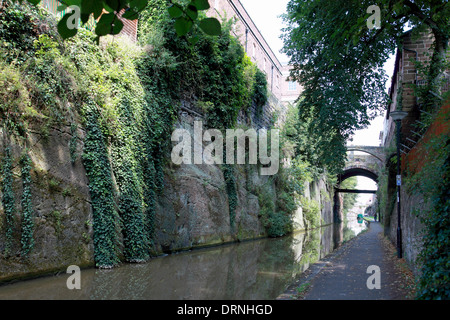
222, 164, 237, 230
82, 103, 120, 267
1, 146, 16, 256
19, 152, 34, 257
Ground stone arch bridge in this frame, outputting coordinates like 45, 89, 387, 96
333, 145, 385, 223
337, 145, 385, 192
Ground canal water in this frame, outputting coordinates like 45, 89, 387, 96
0, 221, 367, 300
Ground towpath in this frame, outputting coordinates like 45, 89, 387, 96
278, 222, 415, 300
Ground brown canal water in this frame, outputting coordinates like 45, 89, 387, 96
0, 221, 367, 300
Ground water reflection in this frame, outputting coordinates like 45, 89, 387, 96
0, 222, 366, 300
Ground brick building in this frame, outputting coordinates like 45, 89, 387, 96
207, 0, 301, 104
382, 29, 449, 151
382, 30, 438, 149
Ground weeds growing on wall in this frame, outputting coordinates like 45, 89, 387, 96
300, 196, 320, 229
223, 164, 238, 229
275, 102, 329, 232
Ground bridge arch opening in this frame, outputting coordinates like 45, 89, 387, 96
338, 167, 378, 184
333, 168, 379, 224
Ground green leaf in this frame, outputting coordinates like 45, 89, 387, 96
103, 0, 119, 12
168, 4, 183, 18
129, 0, 148, 11
105, 0, 119, 11
174, 17, 193, 36
186, 4, 198, 21
57, 12, 79, 39
110, 17, 124, 35
122, 0, 147, 19
95, 12, 115, 36
191, 0, 210, 10
198, 17, 221, 36
81, 0, 103, 19
121, 10, 137, 20
27, 0, 42, 4
188, 34, 200, 45
80, 13, 90, 24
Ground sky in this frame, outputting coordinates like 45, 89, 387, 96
239, 0, 397, 205
239, 0, 291, 64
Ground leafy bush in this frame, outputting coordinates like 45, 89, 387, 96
252, 67, 268, 113
0, 63, 31, 137
0, 2, 42, 65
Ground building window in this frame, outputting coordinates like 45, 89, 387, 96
252, 43, 256, 58
263, 58, 267, 73
288, 81, 297, 91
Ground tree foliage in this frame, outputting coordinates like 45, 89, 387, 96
282, 0, 449, 173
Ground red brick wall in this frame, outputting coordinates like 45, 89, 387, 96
400, 31, 435, 111
117, 9, 137, 42
402, 102, 449, 173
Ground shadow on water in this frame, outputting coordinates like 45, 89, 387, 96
0, 222, 367, 300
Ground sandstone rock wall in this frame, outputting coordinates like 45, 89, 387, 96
0, 123, 94, 282
0, 101, 332, 282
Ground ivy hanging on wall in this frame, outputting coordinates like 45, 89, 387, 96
19, 152, 34, 257
109, 91, 149, 263
222, 164, 237, 230
1, 146, 16, 257
81, 104, 120, 268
